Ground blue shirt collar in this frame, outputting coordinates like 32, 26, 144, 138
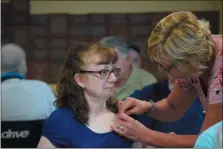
1, 72, 24, 79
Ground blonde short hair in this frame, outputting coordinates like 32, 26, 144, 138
147, 11, 214, 76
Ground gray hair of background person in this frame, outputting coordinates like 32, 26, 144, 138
1, 43, 27, 76
100, 36, 128, 55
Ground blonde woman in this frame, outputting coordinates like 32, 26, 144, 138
111, 11, 222, 147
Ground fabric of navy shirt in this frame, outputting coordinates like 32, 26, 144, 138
42, 108, 134, 148
127, 80, 204, 134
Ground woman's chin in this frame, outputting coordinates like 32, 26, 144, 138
102, 92, 114, 98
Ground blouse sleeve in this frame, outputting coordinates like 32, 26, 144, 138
42, 109, 71, 147
209, 87, 222, 104
208, 49, 223, 104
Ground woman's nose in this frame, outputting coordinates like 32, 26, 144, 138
108, 72, 117, 82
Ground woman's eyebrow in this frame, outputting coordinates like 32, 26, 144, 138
95, 61, 111, 65
102, 65, 114, 70
103, 65, 110, 69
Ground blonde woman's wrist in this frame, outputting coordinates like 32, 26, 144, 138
143, 100, 155, 116
140, 127, 153, 145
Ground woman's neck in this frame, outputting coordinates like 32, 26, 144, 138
84, 92, 116, 133
84, 92, 108, 117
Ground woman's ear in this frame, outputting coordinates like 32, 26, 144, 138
74, 74, 86, 88
126, 51, 132, 62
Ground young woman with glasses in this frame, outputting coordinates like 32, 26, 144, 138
37, 43, 147, 148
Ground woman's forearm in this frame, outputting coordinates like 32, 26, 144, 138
148, 98, 186, 122
143, 129, 198, 147
37, 136, 56, 148
148, 86, 196, 122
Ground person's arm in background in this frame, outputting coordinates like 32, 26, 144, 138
38, 136, 56, 148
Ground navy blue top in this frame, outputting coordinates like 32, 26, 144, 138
43, 108, 135, 148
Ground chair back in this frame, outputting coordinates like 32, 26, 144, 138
1, 120, 45, 148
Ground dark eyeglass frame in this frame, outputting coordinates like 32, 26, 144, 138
155, 61, 177, 73
80, 67, 121, 79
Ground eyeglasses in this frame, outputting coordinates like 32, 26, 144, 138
80, 67, 121, 79
155, 61, 176, 73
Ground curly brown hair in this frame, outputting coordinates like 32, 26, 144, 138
54, 42, 119, 124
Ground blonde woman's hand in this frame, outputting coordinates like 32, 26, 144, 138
119, 97, 151, 115
111, 113, 150, 144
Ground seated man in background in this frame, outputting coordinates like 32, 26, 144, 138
100, 36, 157, 100
1, 43, 56, 121
126, 42, 141, 68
